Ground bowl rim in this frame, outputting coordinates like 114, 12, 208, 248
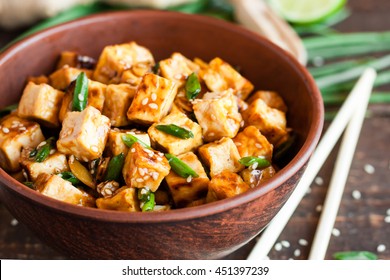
0, 10, 324, 223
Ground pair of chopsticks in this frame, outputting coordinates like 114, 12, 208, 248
247, 68, 377, 260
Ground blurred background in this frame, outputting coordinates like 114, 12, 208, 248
0, 0, 389, 260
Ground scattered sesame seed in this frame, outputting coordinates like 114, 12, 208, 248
255, 143, 262, 149
281, 240, 290, 248
156, 157, 163, 161
298, 239, 308, 246
211, 114, 217, 121
251, 162, 259, 170
10, 219, 18, 226
294, 249, 301, 257
131, 148, 136, 153
250, 184, 255, 188
104, 189, 113, 196
139, 168, 145, 176
352, 190, 362, 200
235, 142, 242, 146
142, 97, 149, 105
143, 175, 150, 180
331, 228, 341, 237
2, 127, 9, 133
78, 93, 84, 101
313, 56, 324, 67
314, 176, 324, 185
315, 204, 323, 212
208, 132, 215, 137
174, 73, 182, 80
386, 208, 390, 216
384, 216, 390, 223
377, 244, 386, 253
136, 178, 144, 183
364, 164, 375, 174
240, 120, 245, 127
274, 243, 282, 251
91, 146, 99, 153
49, 149, 56, 155
152, 172, 159, 181
151, 93, 157, 101
149, 103, 158, 110
18, 127, 26, 131
186, 176, 193, 183
37, 141, 47, 148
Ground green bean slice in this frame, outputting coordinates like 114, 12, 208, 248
238, 156, 271, 169
58, 171, 81, 185
138, 188, 155, 212
72, 72, 89, 111
33, 137, 56, 163
165, 153, 199, 178
155, 124, 194, 139
121, 134, 151, 149
104, 153, 125, 181
185, 72, 201, 100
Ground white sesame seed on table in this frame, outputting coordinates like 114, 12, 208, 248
331, 228, 341, 237
293, 249, 301, 257
364, 164, 375, 174
274, 243, 282, 251
352, 190, 362, 200
377, 244, 386, 253
298, 239, 309, 246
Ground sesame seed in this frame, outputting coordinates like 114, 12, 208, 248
274, 243, 282, 251
251, 162, 259, 170
91, 146, 99, 153
384, 216, 390, 223
255, 143, 262, 149
314, 176, 324, 185
10, 219, 18, 226
250, 184, 255, 188
37, 141, 47, 148
139, 168, 145, 176
352, 190, 362, 200
149, 103, 158, 110
104, 189, 113, 196
377, 244, 386, 253
240, 120, 245, 127
49, 149, 56, 155
151, 93, 157, 101
152, 172, 159, 181
364, 164, 375, 174
143, 175, 150, 180
386, 208, 390, 216
315, 204, 323, 212
208, 132, 215, 137
211, 114, 217, 121
186, 176, 192, 183
235, 142, 242, 146
131, 148, 136, 153
281, 240, 290, 248
142, 97, 149, 105
331, 228, 341, 237
174, 73, 182, 80
158, 152, 164, 157
78, 93, 84, 101
18, 127, 26, 131
294, 249, 301, 257
2, 127, 9, 133
298, 239, 308, 246
156, 157, 163, 161
136, 178, 144, 183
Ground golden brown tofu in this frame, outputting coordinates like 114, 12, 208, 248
105, 128, 150, 157
56, 51, 96, 70
0, 115, 45, 172
96, 187, 140, 212
246, 90, 287, 113
57, 106, 111, 162
199, 57, 254, 100
206, 171, 249, 202
165, 152, 209, 207
27, 75, 49, 85
20, 149, 69, 181
193, 89, 242, 142
119, 62, 152, 86
122, 142, 170, 192
240, 166, 276, 188
233, 125, 273, 161
103, 84, 136, 127
35, 174, 95, 207
159, 52, 200, 87
93, 42, 155, 84
148, 111, 203, 155
18, 82, 64, 127
198, 137, 244, 177
127, 73, 178, 125
49, 66, 93, 90
241, 98, 288, 146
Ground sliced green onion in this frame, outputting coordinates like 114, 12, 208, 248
104, 153, 125, 181
185, 72, 201, 100
138, 188, 155, 212
23, 182, 35, 189
58, 171, 81, 185
238, 156, 271, 169
0, 103, 18, 118
33, 137, 56, 163
72, 72, 89, 111
121, 134, 151, 149
156, 124, 194, 139
333, 251, 378, 260
165, 153, 199, 178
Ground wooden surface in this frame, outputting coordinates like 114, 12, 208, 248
0, 0, 389, 260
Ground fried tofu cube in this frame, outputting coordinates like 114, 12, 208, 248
20, 149, 69, 181
246, 90, 287, 113
57, 106, 111, 162
159, 52, 200, 87
127, 73, 178, 125
233, 125, 273, 161
0, 116, 45, 172
198, 137, 243, 177
49, 66, 93, 90
148, 111, 203, 155
122, 142, 170, 192
27, 75, 49, 84
165, 152, 209, 207
199, 57, 254, 100
58, 79, 107, 123
241, 98, 288, 146
206, 171, 249, 202
103, 84, 136, 127
106, 129, 150, 157
119, 62, 152, 86
17, 82, 64, 127
240, 166, 276, 188
193, 89, 242, 142
35, 174, 95, 207
96, 186, 140, 212
93, 42, 155, 84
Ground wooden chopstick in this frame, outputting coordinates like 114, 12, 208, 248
247, 68, 377, 260
308, 68, 376, 259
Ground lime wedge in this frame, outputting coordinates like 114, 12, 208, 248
268, 0, 347, 24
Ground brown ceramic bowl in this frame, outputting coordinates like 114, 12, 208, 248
0, 10, 323, 259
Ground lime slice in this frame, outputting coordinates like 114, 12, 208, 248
268, 0, 347, 24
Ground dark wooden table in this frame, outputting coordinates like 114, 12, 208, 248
1, 0, 389, 260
